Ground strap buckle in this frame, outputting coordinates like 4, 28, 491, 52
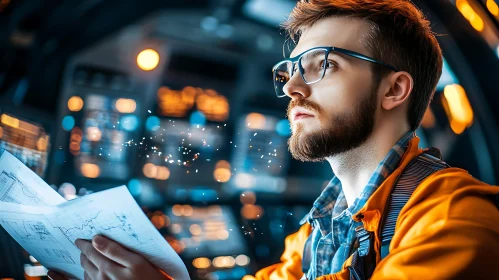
355, 225, 373, 257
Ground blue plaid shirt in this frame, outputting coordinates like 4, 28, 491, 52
302, 131, 415, 279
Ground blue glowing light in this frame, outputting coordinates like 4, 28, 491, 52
128, 179, 142, 196
275, 119, 291, 137
145, 116, 161, 131
191, 188, 218, 202
436, 58, 459, 91
62, 116, 75, 131
120, 115, 139, 131
190, 111, 206, 126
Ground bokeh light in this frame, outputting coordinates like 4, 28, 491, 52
137, 49, 160, 71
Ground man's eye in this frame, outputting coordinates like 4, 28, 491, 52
321, 61, 335, 69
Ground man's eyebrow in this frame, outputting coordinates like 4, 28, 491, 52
302, 49, 327, 60
329, 51, 353, 62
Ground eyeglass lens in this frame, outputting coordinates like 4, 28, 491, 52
273, 49, 327, 97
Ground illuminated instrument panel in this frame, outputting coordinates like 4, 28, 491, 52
56, 66, 144, 184
0, 113, 50, 177
153, 205, 251, 280
227, 113, 290, 194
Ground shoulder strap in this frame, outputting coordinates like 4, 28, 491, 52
349, 147, 449, 280
379, 147, 450, 259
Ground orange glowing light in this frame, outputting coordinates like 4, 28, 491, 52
71, 127, 83, 136
192, 258, 211, 269
36, 136, 49, 152
151, 215, 166, 229
215, 160, 231, 169
143, 163, 158, 178
86, 127, 102, 142
69, 142, 81, 151
80, 163, 100, 178
155, 166, 171, 180
1, 114, 19, 128
189, 224, 203, 235
214, 168, 231, 183
246, 113, 266, 129
241, 204, 264, 220
137, 49, 160, 71
67, 96, 84, 112
456, 0, 484, 32
183, 205, 193, 216
487, 0, 499, 16
172, 205, 184, 216
216, 229, 229, 240
240, 191, 256, 205
115, 98, 137, 113
70, 133, 83, 143
442, 84, 474, 135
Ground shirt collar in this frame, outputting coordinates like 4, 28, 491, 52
306, 131, 416, 222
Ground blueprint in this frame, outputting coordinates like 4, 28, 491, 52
0, 152, 189, 280
0, 151, 65, 206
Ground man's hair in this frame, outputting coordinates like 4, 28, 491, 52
283, 0, 443, 131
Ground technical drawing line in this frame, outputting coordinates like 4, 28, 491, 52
61, 210, 103, 236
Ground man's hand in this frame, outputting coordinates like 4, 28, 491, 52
47, 235, 172, 280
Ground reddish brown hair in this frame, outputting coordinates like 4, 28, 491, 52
283, 0, 443, 131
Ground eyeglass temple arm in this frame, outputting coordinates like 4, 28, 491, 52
332, 47, 399, 72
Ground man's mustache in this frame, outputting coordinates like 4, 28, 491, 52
286, 99, 322, 119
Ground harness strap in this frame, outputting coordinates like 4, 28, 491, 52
350, 147, 449, 280
380, 148, 449, 258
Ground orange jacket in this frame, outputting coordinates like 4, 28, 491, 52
244, 137, 499, 280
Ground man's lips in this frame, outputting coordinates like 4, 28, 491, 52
291, 108, 316, 121
294, 113, 314, 121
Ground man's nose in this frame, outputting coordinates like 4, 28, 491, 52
283, 69, 311, 100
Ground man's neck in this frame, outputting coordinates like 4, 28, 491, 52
326, 126, 410, 207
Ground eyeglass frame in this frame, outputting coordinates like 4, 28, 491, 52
272, 46, 399, 97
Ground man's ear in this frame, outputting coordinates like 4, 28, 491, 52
380, 71, 413, 111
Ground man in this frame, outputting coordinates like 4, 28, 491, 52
49, 0, 499, 280
244, 0, 499, 279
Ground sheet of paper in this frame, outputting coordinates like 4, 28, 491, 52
0, 151, 189, 279
0, 151, 65, 206
0, 186, 189, 280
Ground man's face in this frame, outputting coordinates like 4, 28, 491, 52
285, 17, 380, 162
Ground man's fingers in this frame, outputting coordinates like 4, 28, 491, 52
47, 271, 69, 280
75, 238, 118, 270
92, 235, 142, 267
84, 271, 92, 280
80, 253, 99, 279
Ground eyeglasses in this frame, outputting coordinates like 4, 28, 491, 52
272, 46, 399, 98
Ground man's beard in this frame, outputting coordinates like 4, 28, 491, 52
287, 87, 378, 162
